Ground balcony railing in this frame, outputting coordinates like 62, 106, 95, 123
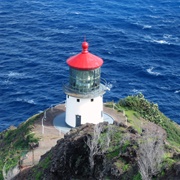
63, 78, 109, 98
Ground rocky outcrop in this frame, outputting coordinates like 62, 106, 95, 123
14, 123, 136, 179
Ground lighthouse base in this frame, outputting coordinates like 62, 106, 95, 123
65, 95, 103, 127
54, 111, 114, 134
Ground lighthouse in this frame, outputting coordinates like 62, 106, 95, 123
63, 41, 107, 127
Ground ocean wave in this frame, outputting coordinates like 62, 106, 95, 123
131, 89, 144, 94
163, 34, 179, 45
163, 34, 172, 39
1, 71, 28, 85
16, 98, 36, 105
175, 90, 180, 94
159, 86, 171, 90
70, 11, 81, 15
152, 40, 170, 45
147, 67, 161, 76
142, 25, 152, 29
141, 33, 178, 46
7, 71, 26, 79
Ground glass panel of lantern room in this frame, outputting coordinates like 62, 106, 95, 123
69, 68, 76, 89
93, 68, 100, 89
69, 68, 101, 93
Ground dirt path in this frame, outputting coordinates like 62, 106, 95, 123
21, 104, 65, 167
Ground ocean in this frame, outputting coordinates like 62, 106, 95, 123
0, 0, 179, 131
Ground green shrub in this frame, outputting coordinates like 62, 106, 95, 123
121, 140, 130, 153
133, 172, 142, 180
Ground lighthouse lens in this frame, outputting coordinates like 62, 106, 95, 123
69, 68, 100, 93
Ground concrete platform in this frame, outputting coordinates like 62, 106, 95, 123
53, 112, 114, 134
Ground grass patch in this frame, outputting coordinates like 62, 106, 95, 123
121, 140, 130, 153
125, 110, 142, 134
114, 159, 130, 173
35, 170, 43, 180
0, 113, 41, 179
106, 148, 120, 160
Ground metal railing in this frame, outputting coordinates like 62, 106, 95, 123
41, 100, 65, 135
63, 78, 110, 98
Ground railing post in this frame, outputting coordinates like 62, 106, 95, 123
125, 116, 128, 125
42, 117, 44, 135
2, 160, 7, 180
123, 110, 125, 116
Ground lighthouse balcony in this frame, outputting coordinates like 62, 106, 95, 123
63, 79, 107, 98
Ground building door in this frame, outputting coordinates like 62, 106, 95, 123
76, 115, 81, 127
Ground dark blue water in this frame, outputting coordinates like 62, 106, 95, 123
0, 0, 179, 131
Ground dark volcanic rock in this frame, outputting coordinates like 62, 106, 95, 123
127, 126, 138, 134
160, 161, 180, 180
113, 121, 128, 128
174, 162, 180, 176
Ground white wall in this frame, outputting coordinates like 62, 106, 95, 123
65, 95, 103, 127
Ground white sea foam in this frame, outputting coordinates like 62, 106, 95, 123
175, 90, 180, 94
132, 89, 139, 93
16, 98, 36, 104
163, 34, 179, 45
132, 89, 144, 93
153, 40, 170, 45
159, 86, 170, 90
70, 11, 81, 15
147, 67, 161, 76
7, 71, 26, 79
106, 83, 113, 91
27, 99, 36, 104
163, 34, 172, 39
69, 52, 77, 55
142, 25, 152, 29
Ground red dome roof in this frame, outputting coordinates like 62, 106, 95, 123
66, 42, 103, 70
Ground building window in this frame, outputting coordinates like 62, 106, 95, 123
91, 99, 94, 102
101, 111, 103, 117
77, 99, 80, 102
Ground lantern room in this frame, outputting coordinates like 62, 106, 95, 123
68, 67, 101, 93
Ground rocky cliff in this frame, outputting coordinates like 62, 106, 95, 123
14, 121, 180, 180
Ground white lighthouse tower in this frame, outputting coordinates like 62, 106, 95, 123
63, 41, 106, 127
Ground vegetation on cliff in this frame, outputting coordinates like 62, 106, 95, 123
118, 93, 180, 147
16, 120, 179, 180
0, 114, 40, 180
